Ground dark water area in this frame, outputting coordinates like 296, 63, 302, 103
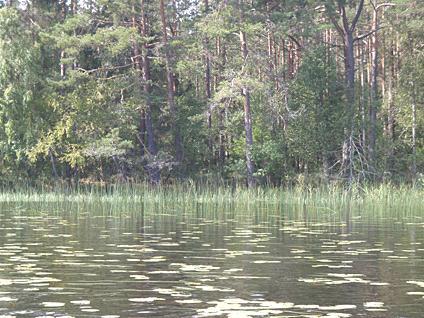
0, 202, 423, 317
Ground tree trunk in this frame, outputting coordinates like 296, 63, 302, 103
131, 5, 145, 155
326, 0, 365, 184
159, 0, 183, 163
139, 109, 146, 157
204, 0, 213, 160
386, 40, 395, 172
239, 0, 255, 187
141, 0, 160, 184
368, 3, 378, 174
359, 39, 367, 151
60, 0, 67, 80
71, 0, 77, 15
411, 83, 417, 182
49, 149, 59, 179
343, 30, 355, 182
216, 37, 226, 167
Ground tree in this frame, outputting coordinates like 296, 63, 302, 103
238, 0, 255, 187
325, 0, 365, 182
0, 8, 42, 178
0, 0, 421, 186
139, 0, 160, 184
159, 0, 183, 164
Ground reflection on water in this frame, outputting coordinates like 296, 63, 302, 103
0, 202, 423, 317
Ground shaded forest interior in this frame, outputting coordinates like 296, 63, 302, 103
0, 0, 422, 187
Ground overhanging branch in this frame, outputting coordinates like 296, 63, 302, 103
354, 26, 383, 42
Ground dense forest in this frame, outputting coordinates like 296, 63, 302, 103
0, 0, 422, 186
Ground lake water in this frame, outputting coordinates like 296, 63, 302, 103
0, 202, 423, 317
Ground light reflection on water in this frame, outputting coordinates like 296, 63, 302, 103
0, 202, 423, 317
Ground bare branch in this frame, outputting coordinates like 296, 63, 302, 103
339, 2, 350, 32
287, 35, 303, 50
371, 1, 396, 11
76, 63, 133, 74
354, 26, 383, 42
351, 0, 365, 32
376, 2, 396, 10
325, 4, 344, 36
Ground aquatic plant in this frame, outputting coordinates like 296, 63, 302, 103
0, 182, 421, 218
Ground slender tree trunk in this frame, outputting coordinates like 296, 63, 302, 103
318, 91, 330, 180
288, 40, 294, 79
170, 0, 178, 37
60, 0, 67, 80
141, 0, 160, 183
49, 149, 59, 179
381, 10, 386, 100
343, 30, 355, 182
369, 3, 379, 174
281, 39, 286, 81
411, 83, 417, 182
203, 0, 213, 159
131, 5, 145, 155
159, 0, 183, 163
359, 40, 367, 151
59, 0, 72, 181
139, 109, 146, 156
216, 37, 226, 167
386, 40, 395, 171
273, 36, 279, 90
267, 27, 274, 83
239, 0, 255, 187
72, 0, 77, 13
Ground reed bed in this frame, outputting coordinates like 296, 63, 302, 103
0, 182, 421, 214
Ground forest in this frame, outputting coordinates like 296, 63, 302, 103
0, 0, 422, 187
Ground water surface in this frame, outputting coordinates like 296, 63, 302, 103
0, 202, 423, 317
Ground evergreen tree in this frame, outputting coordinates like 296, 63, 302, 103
0, 0, 421, 185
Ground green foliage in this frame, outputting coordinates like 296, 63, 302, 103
0, 8, 43, 176
285, 46, 344, 172
0, 0, 421, 185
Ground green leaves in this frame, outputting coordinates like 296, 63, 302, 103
83, 128, 133, 160
0, 0, 421, 183
0, 8, 43, 174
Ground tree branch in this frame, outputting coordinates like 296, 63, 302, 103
287, 35, 303, 49
354, 26, 383, 42
376, 2, 396, 10
325, 4, 344, 36
350, 0, 365, 32
339, 2, 350, 32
